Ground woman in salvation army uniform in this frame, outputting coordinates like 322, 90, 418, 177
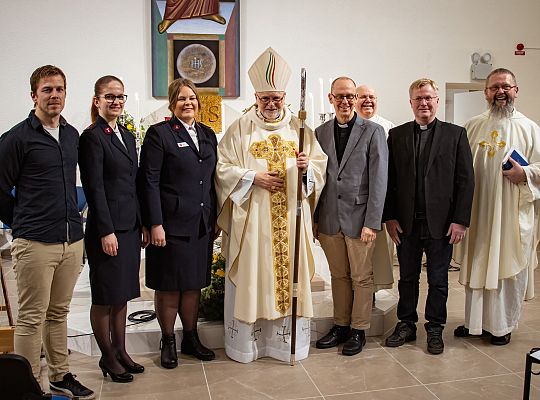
139, 78, 218, 369
79, 75, 148, 383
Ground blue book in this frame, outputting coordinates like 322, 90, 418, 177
502, 148, 528, 170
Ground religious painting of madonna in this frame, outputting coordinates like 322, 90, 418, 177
151, 0, 240, 98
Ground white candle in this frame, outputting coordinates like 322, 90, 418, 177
319, 78, 325, 115
134, 92, 140, 131
308, 92, 315, 128
328, 78, 333, 113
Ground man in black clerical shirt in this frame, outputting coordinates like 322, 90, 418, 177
314, 77, 388, 356
383, 78, 474, 355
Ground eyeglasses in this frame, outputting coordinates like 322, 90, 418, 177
256, 94, 285, 105
411, 96, 438, 103
486, 85, 516, 93
358, 95, 377, 101
331, 93, 357, 102
100, 94, 128, 103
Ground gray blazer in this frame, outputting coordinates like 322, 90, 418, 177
315, 115, 388, 238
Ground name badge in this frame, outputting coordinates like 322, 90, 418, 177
177, 142, 189, 148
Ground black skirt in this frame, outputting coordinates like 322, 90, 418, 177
145, 228, 212, 292
85, 225, 141, 305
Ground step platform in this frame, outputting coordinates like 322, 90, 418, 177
67, 264, 398, 356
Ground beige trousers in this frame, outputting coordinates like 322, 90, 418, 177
319, 232, 375, 330
12, 238, 83, 382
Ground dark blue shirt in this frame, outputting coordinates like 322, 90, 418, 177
0, 110, 83, 243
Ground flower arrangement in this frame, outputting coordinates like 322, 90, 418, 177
118, 110, 136, 134
118, 110, 146, 141
199, 247, 225, 321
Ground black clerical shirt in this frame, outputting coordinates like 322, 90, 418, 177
0, 111, 84, 243
413, 119, 436, 231
334, 113, 357, 165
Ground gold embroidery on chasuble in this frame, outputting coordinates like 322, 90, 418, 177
479, 130, 506, 158
249, 134, 298, 314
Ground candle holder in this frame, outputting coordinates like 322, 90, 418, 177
327, 112, 335, 120
319, 113, 327, 125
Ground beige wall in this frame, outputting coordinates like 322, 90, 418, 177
1, 0, 539, 132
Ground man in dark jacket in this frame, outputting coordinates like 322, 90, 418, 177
383, 78, 474, 355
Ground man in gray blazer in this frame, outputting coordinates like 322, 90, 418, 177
314, 77, 388, 356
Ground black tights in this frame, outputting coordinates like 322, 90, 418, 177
90, 303, 134, 374
154, 290, 200, 336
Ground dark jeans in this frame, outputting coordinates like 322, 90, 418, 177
396, 223, 452, 326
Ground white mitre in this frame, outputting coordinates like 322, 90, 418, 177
248, 47, 291, 92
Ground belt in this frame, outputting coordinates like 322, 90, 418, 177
414, 211, 426, 220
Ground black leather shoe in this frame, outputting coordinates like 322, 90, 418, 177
181, 330, 216, 361
342, 329, 366, 356
490, 332, 511, 345
116, 353, 145, 374
315, 325, 350, 349
454, 325, 490, 338
385, 321, 416, 347
98, 359, 133, 383
425, 323, 444, 355
160, 334, 178, 369
453, 325, 471, 337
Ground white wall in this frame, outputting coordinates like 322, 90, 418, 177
1, 0, 539, 133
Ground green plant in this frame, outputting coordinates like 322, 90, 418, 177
199, 251, 225, 321
118, 110, 146, 141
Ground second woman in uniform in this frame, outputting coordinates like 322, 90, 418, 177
139, 78, 218, 369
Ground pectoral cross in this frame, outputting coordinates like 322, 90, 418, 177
249, 134, 297, 314
479, 130, 506, 158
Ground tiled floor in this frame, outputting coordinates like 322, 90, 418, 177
2, 252, 540, 399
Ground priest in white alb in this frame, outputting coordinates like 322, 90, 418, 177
215, 47, 327, 363
454, 68, 540, 345
355, 85, 396, 136
354, 84, 396, 293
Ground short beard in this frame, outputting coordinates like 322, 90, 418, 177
488, 97, 514, 119
259, 108, 282, 121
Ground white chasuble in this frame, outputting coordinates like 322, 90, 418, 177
216, 106, 327, 362
455, 110, 540, 291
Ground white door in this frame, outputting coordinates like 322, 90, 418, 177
453, 91, 486, 127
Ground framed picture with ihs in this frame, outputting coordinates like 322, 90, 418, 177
168, 35, 223, 93
151, 0, 240, 98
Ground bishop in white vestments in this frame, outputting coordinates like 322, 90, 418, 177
454, 68, 540, 344
215, 48, 327, 362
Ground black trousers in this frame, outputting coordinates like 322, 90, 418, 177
396, 221, 453, 326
